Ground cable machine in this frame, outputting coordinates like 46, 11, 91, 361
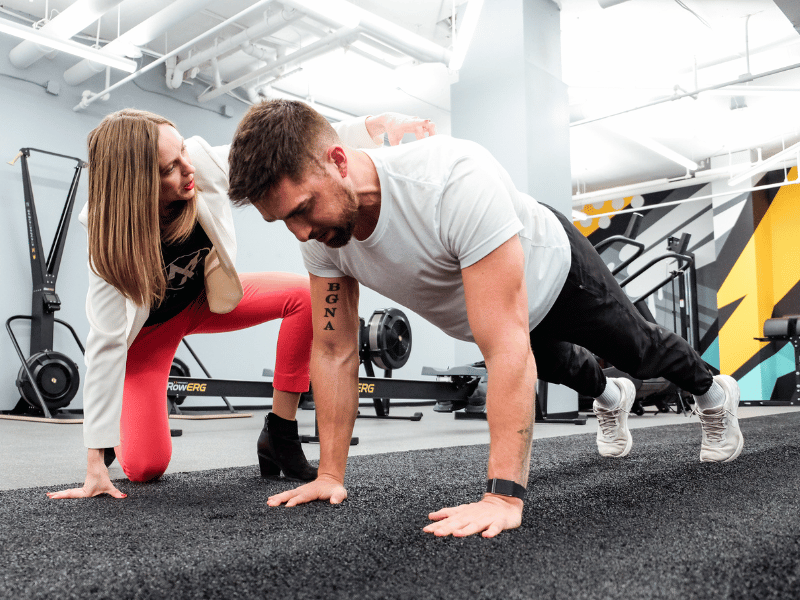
590, 214, 699, 415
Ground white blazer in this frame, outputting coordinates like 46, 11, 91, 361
80, 117, 382, 448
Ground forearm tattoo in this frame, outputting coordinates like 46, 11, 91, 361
323, 282, 339, 331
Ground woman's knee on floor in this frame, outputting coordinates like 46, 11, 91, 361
120, 450, 172, 482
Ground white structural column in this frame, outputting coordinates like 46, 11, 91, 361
450, 0, 577, 416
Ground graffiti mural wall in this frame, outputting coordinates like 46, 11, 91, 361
576, 167, 800, 401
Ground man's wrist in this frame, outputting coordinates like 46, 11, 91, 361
485, 478, 526, 501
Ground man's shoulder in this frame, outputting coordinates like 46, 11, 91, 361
372, 136, 491, 178
372, 134, 484, 155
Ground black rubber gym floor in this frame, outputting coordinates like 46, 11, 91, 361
2, 412, 799, 599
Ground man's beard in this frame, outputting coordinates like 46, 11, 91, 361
324, 183, 359, 248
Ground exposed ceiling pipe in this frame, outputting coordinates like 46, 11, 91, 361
63, 0, 219, 86
9, 0, 124, 69
728, 140, 800, 186
168, 6, 301, 89
197, 26, 358, 102
241, 42, 275, 62
571, 60, 800, 127
244, 66, 302, 102
571, 156, 798, 206
280, 0, 452, 65
344, 9, 452, 65
171, 0, 451, 104
245, 87, 262, 104
74, 0, 275, 111
294, 22, 408, 68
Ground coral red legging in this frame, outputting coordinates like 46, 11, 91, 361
118, 272, 312, 482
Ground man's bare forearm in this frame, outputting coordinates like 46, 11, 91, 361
311, 347, 360, 483
484, 349, 537, 487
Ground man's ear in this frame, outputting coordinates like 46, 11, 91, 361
327, 145, 348, 178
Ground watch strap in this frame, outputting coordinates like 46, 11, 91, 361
486, 478, 526, 500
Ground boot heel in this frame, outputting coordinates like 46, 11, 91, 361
258, 453, 281, 478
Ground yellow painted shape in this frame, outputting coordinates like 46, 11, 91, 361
718, 167, 800, 376
574, 197, 633, 237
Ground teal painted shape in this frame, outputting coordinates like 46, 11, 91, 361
772, 342, 796, 374
702, 337, 720, 370
737, 365, 764, 401
735, 343, 795, 400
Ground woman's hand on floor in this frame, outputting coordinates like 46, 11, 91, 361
267, 474, 347, 507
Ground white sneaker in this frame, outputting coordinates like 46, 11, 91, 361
695, 374, 744, 463
593, 377, 636, 458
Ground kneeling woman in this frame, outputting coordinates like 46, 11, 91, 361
48, 108, 433, 499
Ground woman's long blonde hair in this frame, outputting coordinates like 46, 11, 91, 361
86, 109, 197, 306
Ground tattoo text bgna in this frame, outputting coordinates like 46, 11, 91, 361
324, 282, 339, 330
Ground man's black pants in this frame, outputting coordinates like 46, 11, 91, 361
529, 207, 714, 398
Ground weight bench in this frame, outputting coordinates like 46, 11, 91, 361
754, 315, 800, 403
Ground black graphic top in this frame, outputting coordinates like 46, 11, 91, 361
144, 221, 212, 327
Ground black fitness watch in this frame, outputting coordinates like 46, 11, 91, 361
486, 478, 526, 501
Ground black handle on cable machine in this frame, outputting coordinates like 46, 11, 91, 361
592, 212, 646, 276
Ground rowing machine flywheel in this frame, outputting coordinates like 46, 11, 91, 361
16, 350, 80, 411
361, 308, 412, 370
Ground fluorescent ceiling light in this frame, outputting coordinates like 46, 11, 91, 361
728, 140, 800, 186
572, 178, 670, 206
449, 0, 484, 71
617, 129, 699, 171
305, 99, 355, 122
0, 18, 137, 73
351, 40, 407, 67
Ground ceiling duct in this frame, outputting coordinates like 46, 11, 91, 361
73, 0, 275, 111
63, 0, 219, 85
167, 7, 301, 90
280, 0, 451, 65
197, 25, 357, 102
9, 0, 124, 69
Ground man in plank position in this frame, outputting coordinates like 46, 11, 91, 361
227, 100, 743, 538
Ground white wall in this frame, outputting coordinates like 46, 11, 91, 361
0, 38, 456, 411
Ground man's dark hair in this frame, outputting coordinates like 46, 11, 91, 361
228, 99, 338, 207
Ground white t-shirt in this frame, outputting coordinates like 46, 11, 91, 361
301, 135, 571, 343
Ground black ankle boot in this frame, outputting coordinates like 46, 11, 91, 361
104, 448, 116, 468
257, 413, 317, 481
